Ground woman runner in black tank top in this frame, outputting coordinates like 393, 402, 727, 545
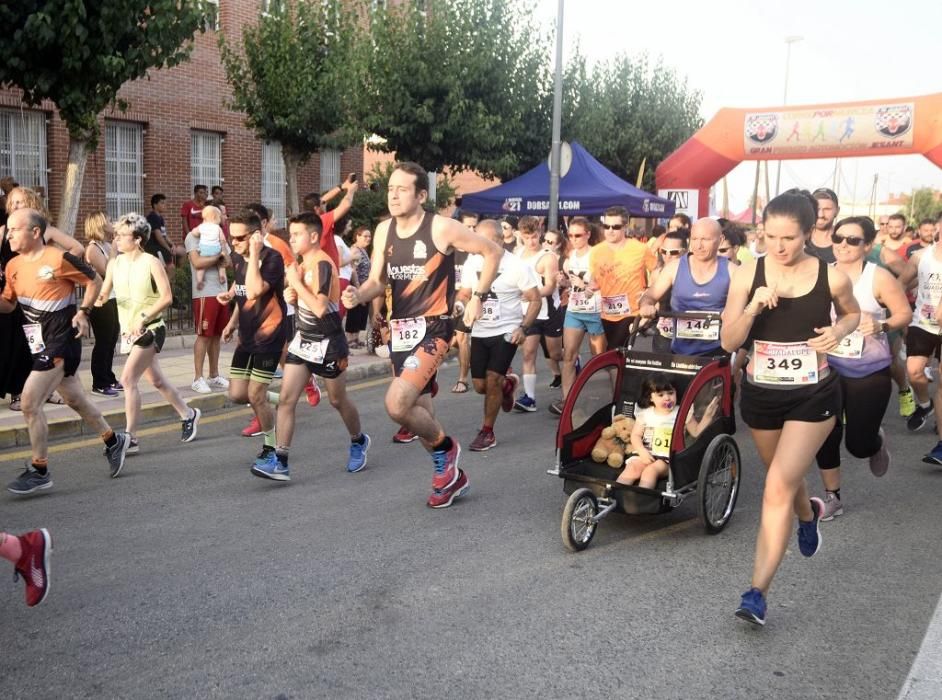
720, 190, 860, 627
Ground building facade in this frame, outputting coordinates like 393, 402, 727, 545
0, 0, 363, 239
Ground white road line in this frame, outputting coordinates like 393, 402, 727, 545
898, 590, 942, 699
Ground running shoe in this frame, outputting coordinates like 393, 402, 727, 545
251, 450, 291, 481
241, 415, 263, 437
207, 375, 230, 390
272, 367, 284, 380
126, 438, 140, 455
906, 400, 933, 432
92, 386, 120, 397
431, 439, 461, 491
797, 496, 824, 557
899, 388, 916, 417
393, 426, 418, 443
427, 468, 470, 509
13, 528, 52, 607
7, 467, 53, 495
922, 440, 942, 465
549, 374, 562, 389
347, 433, 372, 473
513, 394, 537, 412
191, 377, 212, 394
549, 399, 565, 416
735, 587, 767, 627
110, 382, 124, 392
469, 429, 496, 452
181, 407, 201, 443
105, 432, 131, 478
820, 492, 843, 522
870, 428, 890, 477
501, 373, 519, 413
305, 376, 322, 407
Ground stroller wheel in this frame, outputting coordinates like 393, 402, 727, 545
561, 488, 598, 552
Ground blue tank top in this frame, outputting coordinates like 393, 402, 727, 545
670, 255, 730, 355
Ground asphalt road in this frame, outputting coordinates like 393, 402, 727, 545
2, 362, 941, 699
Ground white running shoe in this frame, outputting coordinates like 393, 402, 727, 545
207, 375, 230, 390
191, 377, 212, 394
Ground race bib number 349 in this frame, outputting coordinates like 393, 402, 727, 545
753, 341, 818, 385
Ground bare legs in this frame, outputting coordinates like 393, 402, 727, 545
121, 345, 190, 436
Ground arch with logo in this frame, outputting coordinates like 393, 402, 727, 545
655, 92, 942, 219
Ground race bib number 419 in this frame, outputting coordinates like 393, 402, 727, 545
602, 294, 629, 315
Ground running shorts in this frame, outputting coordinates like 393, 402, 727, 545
230, 349, 281, 384
470, 334, 518, 379
740, 370, 842, 431
906, 325, 942, 360
286, 333, 349, 379
390, 317, 453, 395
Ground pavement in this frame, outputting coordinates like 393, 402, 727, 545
0, 334, 392, 449
2, 345, 942, 699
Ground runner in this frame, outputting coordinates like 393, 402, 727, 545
541, 229, 566, 390
552, 217, 605, 415
814, 216, 911, 519
721, 190, 860, 626
217, 209, 288, 468
0, 528, 51, 607
648, 229, 689, 354
881, 213, 912, 256
589, 205, 657, 349
83, 212, 121, 396
451, 211, 480, 395
341, 161, 502, 508
905, 218, 937, 259
639, 217, 731, 358
251, 212, 370, 480
512, 217, 562, 412
806, 187, 840, 264
97, 213, 201, 452
0, 208, 131, 494
459, 219, 540, 450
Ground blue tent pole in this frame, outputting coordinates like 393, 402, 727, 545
548, 0, 564, 231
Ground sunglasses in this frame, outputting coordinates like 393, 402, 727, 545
831, 233, 865, 246
717, 246, 731, 253
230, 235, 249, 242
569, 233, 588, 238
602, 224, 625, 231
660, 248, 684, 256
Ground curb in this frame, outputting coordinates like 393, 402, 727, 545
0, 359, 392, 449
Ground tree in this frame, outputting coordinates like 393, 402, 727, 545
563, 51, 702, 192
0, 2, 208, 235
900, 187, 942, 226
220, 0, 362, 214
360, 0, 553, 181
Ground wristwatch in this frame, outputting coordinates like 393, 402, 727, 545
473, 290, 490, 300
881, 321, 890, 334
79, 306, 92, 314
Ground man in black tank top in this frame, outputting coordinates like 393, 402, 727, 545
341, 162, 503, 509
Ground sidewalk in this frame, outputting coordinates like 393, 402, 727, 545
0, 335, 392, 449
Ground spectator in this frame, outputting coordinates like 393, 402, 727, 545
0, 176, 18, 228
301, 172, 359, 267
145, 194, 176, 272
345, 226, 372, 348
209, 185, 229, 238
83, 212, 121, 396
180, 184, 209, 239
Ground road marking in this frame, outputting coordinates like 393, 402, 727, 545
898, 590, 942, 699
0, 376, 392, 463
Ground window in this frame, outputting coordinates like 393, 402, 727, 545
0, 109, 48, 194
191, 130, 222, 190
105, 121, 144, 221
203, 0, 220, 30
262, 0, 285, 14
319, 148, 341, 193
261, 141, 286, 229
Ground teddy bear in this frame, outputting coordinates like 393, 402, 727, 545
591, 413, 636, 468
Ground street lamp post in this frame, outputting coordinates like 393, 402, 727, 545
548, 0, 564, 231
774, 35, 803, 196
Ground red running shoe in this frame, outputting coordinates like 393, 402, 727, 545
14, 528, 52, 607
393, 426, 418, 443
241, 415, 263, 437
502, 373, 520, 413
305, 375, 322, 407
427, 468, 470, 509
431, 439, 461, 491
469, 429, 497, 451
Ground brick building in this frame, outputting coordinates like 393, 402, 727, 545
0, 0, 363, 240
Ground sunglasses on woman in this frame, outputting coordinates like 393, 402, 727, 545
831, 233, 865, 246
659, 248, 684, 256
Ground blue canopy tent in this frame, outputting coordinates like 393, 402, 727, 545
460, 142, 675, 219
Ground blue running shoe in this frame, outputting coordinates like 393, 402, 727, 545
922, 440, 942, 465
513, 394, 537, 412
251, 450, 290, 481
735, 587, 767, 626
347, 433, 371, 473
797, 496, 824, 557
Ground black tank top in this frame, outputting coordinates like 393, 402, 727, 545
746, 256, 832, 345
385, 211, 455, 320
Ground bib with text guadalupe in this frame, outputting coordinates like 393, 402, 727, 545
752, 340, 819, 385
826, 331, 864, 359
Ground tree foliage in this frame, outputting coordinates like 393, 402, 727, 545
360, 0, 552, 181
900, 188, 942, 226
219, 0, 362, 213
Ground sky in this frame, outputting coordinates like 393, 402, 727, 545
534, 0, 942, 211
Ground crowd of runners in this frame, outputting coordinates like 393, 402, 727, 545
2, 166, 941, 629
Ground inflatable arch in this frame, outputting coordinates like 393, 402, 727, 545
655, 92, 942, 219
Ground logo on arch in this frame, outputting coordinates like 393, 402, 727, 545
745, 113, 778, 144
875, 105, 912, 138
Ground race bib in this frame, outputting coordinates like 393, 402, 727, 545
390, 317, 427, 352
919, 303, 940, 331
568, 289, 599, 313
602, 294, 629, 315
675, 317, 720, 341
22, 323, 45, 354
752, 341, 818, 385
650, 425, 673, 458
827, 331, 864, 359
480, 298, 501, 322
657, 317, 674, 338
289, 332, 328, 363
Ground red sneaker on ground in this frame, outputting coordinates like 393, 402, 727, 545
393, 426, 418, 443
502, 373, 520, 413
469, 429, 497, 451
14, 528, 52, 607
427, 469, 470, 509
305, 376, 322, 407
431, 439, 461, 491
241, 415, 263, 437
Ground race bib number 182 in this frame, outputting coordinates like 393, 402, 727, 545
390, 317, 427, 352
